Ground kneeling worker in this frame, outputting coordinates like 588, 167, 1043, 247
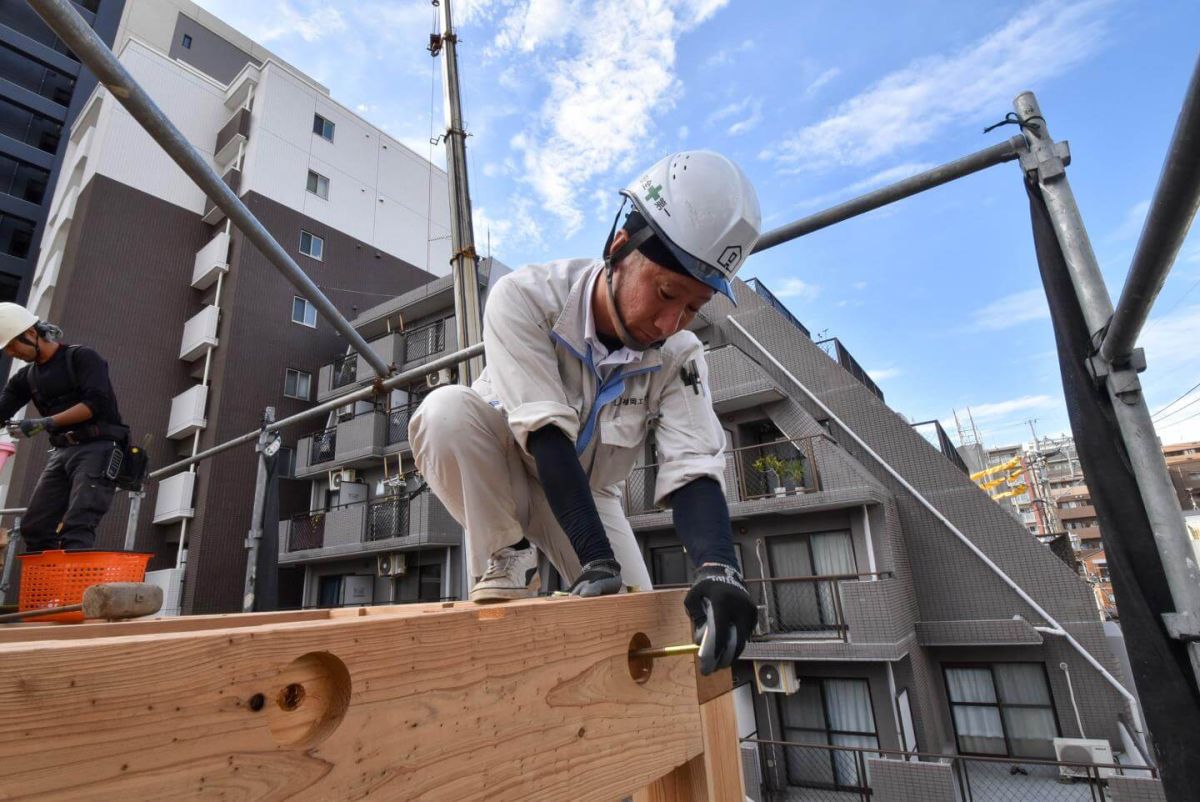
0, 304, 128, 551
412, 151, 763, 675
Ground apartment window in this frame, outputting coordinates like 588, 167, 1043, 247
650, 543, 743, 586
299, 229, 324, 260
778, 677, 878, 789
0, 155, 50, 205
396, 563, 442, 603
944, 663, 1059, 759
312, 113, 335, 142
276, 446, 296, 478
284, 368, 312, 400
306, 170, 329, 200
181, 34, 193, 49
0, 214, 35, 259
766, 531, 856, 632
291, 296, 317, 328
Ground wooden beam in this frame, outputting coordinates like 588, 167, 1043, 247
0, 592, 707, 799
633, 688, 747, 802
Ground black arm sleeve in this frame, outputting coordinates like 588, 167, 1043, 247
527, 424, 615, 566
0, 370, 31, 423
71, 347, 109, 418
671, 477, 739, 569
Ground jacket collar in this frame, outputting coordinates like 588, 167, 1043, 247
551, 260, 662, 372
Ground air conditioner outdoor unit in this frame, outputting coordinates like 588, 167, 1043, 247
753, 660, 799, 694
336, 403, 355, 422
330, 468, 357, 490
1053, 738, 1117, 780
426, 368, 455, 390
754, 604, 771, 637
377, 552, 407, 578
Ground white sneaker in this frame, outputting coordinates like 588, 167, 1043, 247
470, 543, 540, 603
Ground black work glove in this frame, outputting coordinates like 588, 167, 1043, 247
684, 563, 757, 675
568, 558, 624, 597
9, 417, 54, 439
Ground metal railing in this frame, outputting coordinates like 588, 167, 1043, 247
911, 419, 971, 475
386, 405, 416, 446
747, 573, 891, 639
286, 511, 325, 552
623, 435, 822, 516
745, 737, 1157, 802
367, 496, 409, 541
308, 427, 337, 465
329, 354, 358, 389
744, 277, 812, 339
815, 337, 885, 402
404, 319, 447, 362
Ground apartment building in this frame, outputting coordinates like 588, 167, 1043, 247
1079, 548, 1116, 621
0, 0, 123, 316
1054, 484, 1102, 553
3, 0, 451, 614
1163, 440, 1200, 511
285, 274, 1146, 799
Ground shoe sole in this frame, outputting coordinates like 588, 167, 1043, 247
470, 587, 537, 604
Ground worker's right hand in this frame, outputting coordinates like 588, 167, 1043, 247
9, 417, 53, 439
685, 563, 757, 675
568, 558, 624, 597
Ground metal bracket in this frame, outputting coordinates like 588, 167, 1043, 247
1018, 140, 1071, 181
1163, 612, 1200, 642
1087, 348, 1146, 400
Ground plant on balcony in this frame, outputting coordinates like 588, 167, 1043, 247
753, 455, 805, 496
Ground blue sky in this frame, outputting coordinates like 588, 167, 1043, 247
193, 0, 1200, 449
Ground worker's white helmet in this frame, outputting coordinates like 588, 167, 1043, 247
620, 151, 761, 302
0, 303, 37, 349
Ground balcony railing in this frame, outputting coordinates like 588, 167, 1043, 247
287, 511, 326, 551
623, 435, 822, 516
747, 573, 892, 639
309, 427, 337, 465
404, 319, 447, 362
330, 354, 358, 389
815, 337, 885, 402
368, 496, 410, 541
386, 405, 416, 446
744, 737, 1157, 802
744, 277, 812, 339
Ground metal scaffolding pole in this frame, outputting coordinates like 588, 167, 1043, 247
148, 342, 485, 482
753, 137, 1024, 253
28, 0, 390, 378
242, 407, 274, 613
1100, 54, 1200, 364
435, 0, 484, 385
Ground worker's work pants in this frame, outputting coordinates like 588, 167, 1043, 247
20, 440, 117, 551
409, 384, 653, 590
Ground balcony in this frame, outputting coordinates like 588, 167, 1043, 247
360, 331, 403, 376
334, 408, 388, 465
316, 354, 359, 403
402, 318, 449, 366
192, 231, 230, 290
815, 337, 885, 402
1058, 505, 1097, 522
746, 573, 893, 641
278, 491, 463, 561
742, 737, 1155, 802
201, 166, 241, 225
214, 107, 250, 167
166, 385, 207, 440
386, 403, 419, 448
623, 435, 823, 517
179, 305, 219, 362
744, 277, 811, 338
705, 344, 786, 414
911, 419, 970, 474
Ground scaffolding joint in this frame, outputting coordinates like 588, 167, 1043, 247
1163, 612, 1200, 641
1018, 139, 1071, 181
1087, 349, 1146, 401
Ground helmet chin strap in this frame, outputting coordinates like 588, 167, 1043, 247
602, 201, 660, 352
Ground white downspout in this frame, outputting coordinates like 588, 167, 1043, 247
728, 316, 1149, 755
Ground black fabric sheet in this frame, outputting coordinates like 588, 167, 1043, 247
1027, 180, 1200, 795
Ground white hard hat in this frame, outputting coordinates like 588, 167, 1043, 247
0, 303, 38, 349
620, 151, 761, 301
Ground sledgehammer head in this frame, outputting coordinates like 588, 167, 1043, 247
80, 582, 163, 620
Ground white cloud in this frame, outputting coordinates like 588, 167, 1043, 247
473, 197, 545, 258
678, 125, 690, 140
1110, 199, 1151, 242
764, 1, 1110, 172
969, 288, 1049, 331
968, 394, 1057, 419
805, 67, 841, 97
868, 367, 902, 381
493, 0, 574, 53
248, 1, 347, 43
704, 38, 754, 68
773, 278, 820, 300
497, 0, 728, 235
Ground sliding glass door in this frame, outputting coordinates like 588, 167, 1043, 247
944, 663, 1060, 758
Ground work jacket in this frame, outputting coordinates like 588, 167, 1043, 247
474, 258, 727, 505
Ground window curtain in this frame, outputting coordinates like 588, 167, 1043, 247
994, 664, 1058, 758
825, 679, 879, 786
769, 537, 817, 631
946, 668, 1006, 755
781, 685, 833, 787
811, 533, 855, 626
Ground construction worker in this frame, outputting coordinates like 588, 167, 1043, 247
411, 151, 760, 674
0, 304, 128, 551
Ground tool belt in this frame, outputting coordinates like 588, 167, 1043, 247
100, 439, 149, 493
50, 421, 130, 448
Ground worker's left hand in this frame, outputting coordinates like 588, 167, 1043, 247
684, 563, 757, 675
9, 417, 54, 439
568, 558, 624, 597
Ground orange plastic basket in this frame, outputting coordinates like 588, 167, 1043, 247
17, 550, 152, 623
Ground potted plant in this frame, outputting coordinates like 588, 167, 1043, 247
779, 458, 806, 495
752, 455, 786, 497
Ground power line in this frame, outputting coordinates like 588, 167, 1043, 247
1156, 392, 1200, 423
1158, 404, 1200, 429
1151, 378, 1200, 419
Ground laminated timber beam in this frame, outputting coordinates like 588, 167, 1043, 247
0, 591, 744, 800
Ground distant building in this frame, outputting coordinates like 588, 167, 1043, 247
1079, 547, 1116, 620
1163, 440, 1200, 512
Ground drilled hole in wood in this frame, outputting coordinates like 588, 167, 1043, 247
248, 693, 265, 712
628, 632, 653, 685
266, 651, 352, 749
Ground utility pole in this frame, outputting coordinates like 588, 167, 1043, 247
431, 0, 484, 386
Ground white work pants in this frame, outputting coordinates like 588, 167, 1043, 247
409, 384, 653, 590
